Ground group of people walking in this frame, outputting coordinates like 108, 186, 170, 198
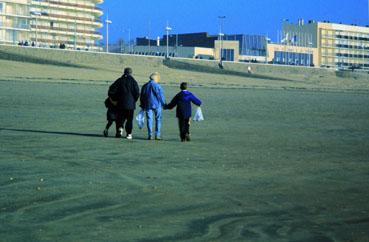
104, 67, 202, 142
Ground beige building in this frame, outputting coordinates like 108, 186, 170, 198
283, 20, 369, 69
267, 43, 318, 66
0, 0, 103, 50
214, 40, 239, 61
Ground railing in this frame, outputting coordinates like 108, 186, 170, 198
36, 13, 102, 24
30, 24, 101, 36
33, 0, 103, 12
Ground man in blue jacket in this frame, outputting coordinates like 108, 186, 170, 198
140, 72, 166, 140
165, 82, 202, 142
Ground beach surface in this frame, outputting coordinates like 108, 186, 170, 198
1, 80, 369, 242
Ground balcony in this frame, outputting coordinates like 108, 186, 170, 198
32, 0, 104, 16
32, 13, 103, 27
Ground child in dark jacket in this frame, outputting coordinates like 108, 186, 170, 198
165, 82, 202, 142
103, 97, 118, 137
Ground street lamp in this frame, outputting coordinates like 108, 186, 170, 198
105, 15, 112, 53
128, 28, 131, 53
165, 24, 172, 59
265, 36, 271, 64
218, 16, 226, 63
74, 9, 77, 50
31, 11, 42, 47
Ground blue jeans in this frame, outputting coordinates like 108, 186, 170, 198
146, 108, 162, 137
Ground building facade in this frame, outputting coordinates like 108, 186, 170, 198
136, 32, 267, 61
0, 0, 103, 50
267, 43, 318, 67
283, 20, 369, 70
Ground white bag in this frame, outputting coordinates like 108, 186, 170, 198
136, 110, 145, 129
193, 107, 204, 122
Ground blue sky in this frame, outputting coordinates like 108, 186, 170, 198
99, 0, 368, 43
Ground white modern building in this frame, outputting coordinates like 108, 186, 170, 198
0, 0, 103, 50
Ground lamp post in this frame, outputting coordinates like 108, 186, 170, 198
148, 20, 151, 53
105, 15, 112, 53
128, 28, 131, 53
265, 36, 271, 64
308, 39, 313, 67
31, 11, 42, 47
74, 19, 77, 50
165, 23, 172, 59
218, 16, 226, 63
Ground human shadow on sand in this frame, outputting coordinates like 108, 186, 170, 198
0, 128, 158, 141
1, 128, 103, 138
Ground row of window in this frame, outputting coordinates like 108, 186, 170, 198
31, 5, 97, 17
335, 44, 369, 50
33, 0, 95, 7
221, 49, 235, 61
31, 20, 96, 32
127, 51, 176, 57
336, 53, 369, 59
274, 51, 314, 66
224, 35, 266, 56
3, 3, 29, 16
0, 28, 97, 44
335, 35, 369, 42
0, 17, 29, 29
336, 62, 368, 68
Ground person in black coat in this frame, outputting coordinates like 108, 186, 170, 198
109, 67, 140, 139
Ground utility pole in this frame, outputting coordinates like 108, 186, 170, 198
218, 16, 226, 63
148, 20, 151, 53
165, 22, 172, 59
105, 15, 112, 53
73, 7, 77, 50
32, 11, 42, 47
128, 28, 131, 53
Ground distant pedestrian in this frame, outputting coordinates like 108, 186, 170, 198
140, 72, 166, 140
165, 82, 202, 142
248, 66, 252, 74
108, 67, 140, 140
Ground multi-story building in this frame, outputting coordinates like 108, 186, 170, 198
0, 0, 30, 44
283, 20, 369, 70
0, 0, 103, 50
135, 32, 267, 62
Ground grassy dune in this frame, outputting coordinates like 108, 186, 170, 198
1, 45, 368, 92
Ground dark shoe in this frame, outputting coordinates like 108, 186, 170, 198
155, 136, 162, 141
185, 134, 191, 142
103, 129, 108, 137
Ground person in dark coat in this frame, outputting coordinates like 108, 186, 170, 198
109, 67, 140, 139
164, 82, 202, 142
103, 97, 118, 137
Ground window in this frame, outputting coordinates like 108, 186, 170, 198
221, 49, 235, 61
0, 3, 3, 13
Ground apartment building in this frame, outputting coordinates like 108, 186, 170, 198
0, 0, 103, 50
